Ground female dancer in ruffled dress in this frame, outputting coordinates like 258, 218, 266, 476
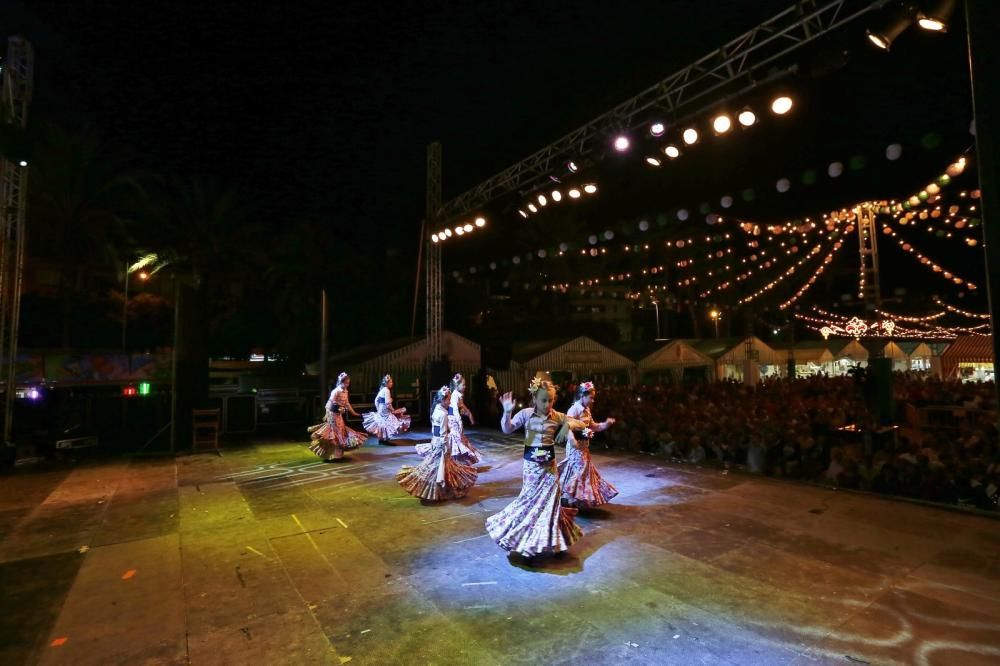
397, 386, 478, 501
308, 372, 368, 460
558, 381, 619, 507
447, 373, 481, 464
486, 378, 587, 558
363, 374, 411, 444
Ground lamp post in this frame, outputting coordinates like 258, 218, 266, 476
710, 309, 721, 338
652, 299, 661, 339
122, 257, 155, 353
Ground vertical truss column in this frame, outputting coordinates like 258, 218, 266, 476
0, 36, 34, 448
425, 142, 443, 362
856, 204, 881, 307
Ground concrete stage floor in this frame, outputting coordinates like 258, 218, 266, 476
1, 428, 999, 666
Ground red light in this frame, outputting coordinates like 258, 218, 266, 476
123, 385, 137, 397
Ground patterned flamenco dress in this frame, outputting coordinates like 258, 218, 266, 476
308, 387, 368, 460
397, 403, 478, 500
485, 407, 586, 557
446, 389, 481, 464
558, 401, 618, 507
363, 385, 411, 441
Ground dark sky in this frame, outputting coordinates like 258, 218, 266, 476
3, 0, 983, 343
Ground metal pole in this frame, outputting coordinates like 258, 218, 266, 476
320, 288, 328, 406
169, 276, 179, 454
410, 218, 425, 337
653, 301, 661, 339
122, 262, 129, 352
966, 0, 1000, 411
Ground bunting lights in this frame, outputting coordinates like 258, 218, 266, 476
431, 216, 488, 244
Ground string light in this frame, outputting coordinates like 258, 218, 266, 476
778, 236, 846, 310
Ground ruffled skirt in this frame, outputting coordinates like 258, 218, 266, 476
307, 415, 367, 460
397, 436, 478, 501
558, 438, 618, 507
363, 411, 411, 440
447, 414, 481, 464
485, 458, 582, 557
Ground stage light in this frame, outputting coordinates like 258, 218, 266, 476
712, 114, 732, 134
27, 387, 40, 401
444, 228, 453, 237
475, 217, 486, 227
566, 161, 579, 173
538, 194, 548, 206
568, 189, 581, 199
518, 209, 528, 219
682, 128, 699, 145
18, 160, 27, 167
646, 157, 662, 167
527, 203, 538, 213
664, 145, 680, 159
613, 135, 630, 152
431, 234, 440, 243
867, 5, 914, 50
455, 227, 465, 235
917, 0, 956, 31
463, 223, 473, 232
583, 184, 598, 194
737, 108, 757, 127
650, 122, 666, 137
551, 190, 562, 202
770, 96, 793, 115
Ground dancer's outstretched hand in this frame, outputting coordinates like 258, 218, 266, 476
500, 392, 515, 412
606, 417, 616, 426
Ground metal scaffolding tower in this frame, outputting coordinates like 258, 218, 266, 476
0, 36, 33, 449
856, 204, 882, 306
425, 143, 443, 361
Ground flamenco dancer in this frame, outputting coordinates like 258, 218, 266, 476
559, 381, 619, 508
307, 372, 368, 461
363, 374, 411, 444
447, 373, 481, 464
485, 378, 587, 558
397, 385, 478, 500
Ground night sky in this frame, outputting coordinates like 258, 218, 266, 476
1, 0, 982, 349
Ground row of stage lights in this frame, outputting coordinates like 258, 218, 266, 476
517, 183, 599, 219
615, 95, 794, 168
866, 0, 957, 51
431, 216, 487, 244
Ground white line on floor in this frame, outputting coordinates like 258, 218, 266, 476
461, 581, 497, 586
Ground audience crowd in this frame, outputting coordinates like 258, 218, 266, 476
545, 374, 999, 511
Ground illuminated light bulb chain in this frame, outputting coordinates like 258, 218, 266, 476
884, 226, 977, 290
874, 308, 947, 323
735, 222, 846, 305
933, 298, 990, 320
778, 237, 847, 310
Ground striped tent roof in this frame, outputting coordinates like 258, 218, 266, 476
941, 335, 994, 363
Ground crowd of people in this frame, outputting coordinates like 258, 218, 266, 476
542, 374, 1000, 511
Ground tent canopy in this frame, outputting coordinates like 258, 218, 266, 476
829, 339, 869, 361
695, 337, 782, 364
637, 339, 713, 369
515, 336, 633, 373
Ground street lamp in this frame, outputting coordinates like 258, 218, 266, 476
709, 309, 721, 338
651, 299, 661, 339
122, 253, 161, 353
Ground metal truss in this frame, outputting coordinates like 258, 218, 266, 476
425, 143, 443, 361
436, 0, 887, 221
856, 204, 882, 306
0, 36, 34, 446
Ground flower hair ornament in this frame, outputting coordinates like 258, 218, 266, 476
452, 373, 463, 383
528, 376, 544, 395
578, 381, 595, 394
436, 385, 451, 399
381, 374, 393, 386
336, 372, 349, 385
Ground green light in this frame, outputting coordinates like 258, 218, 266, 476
138, 382, 151, 396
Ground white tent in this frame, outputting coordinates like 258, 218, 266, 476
502, 336, 635, 389
695, 337, 782, 384
636, 339, 714, 383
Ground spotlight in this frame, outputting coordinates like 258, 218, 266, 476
650, 122, 666, 137
538, 194, 548, 206
712, 114, 732, 134
568, 189, 582, 199
566, 161, 579, 173
431, 234, 440, 243
682, 128, 699, 145
444, 228, 453, 237
475, 217, 486, 227
18, 160, 27, 167
664, 145, 680, 159
613, 135, 630, 152
770, 96, 793, 115
463, 223, 473, 232
527, 203, 538, 213
455, 227, 465, 235
518, 209, 528, 219
737, 108, 757, 127
551, 190, 562, 202
583, 184, 598, 194
917, 0, 956, 31
867, 5, 915, 50
646, 157, 662, 167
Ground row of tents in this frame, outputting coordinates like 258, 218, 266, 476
322, 331, 995, 392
